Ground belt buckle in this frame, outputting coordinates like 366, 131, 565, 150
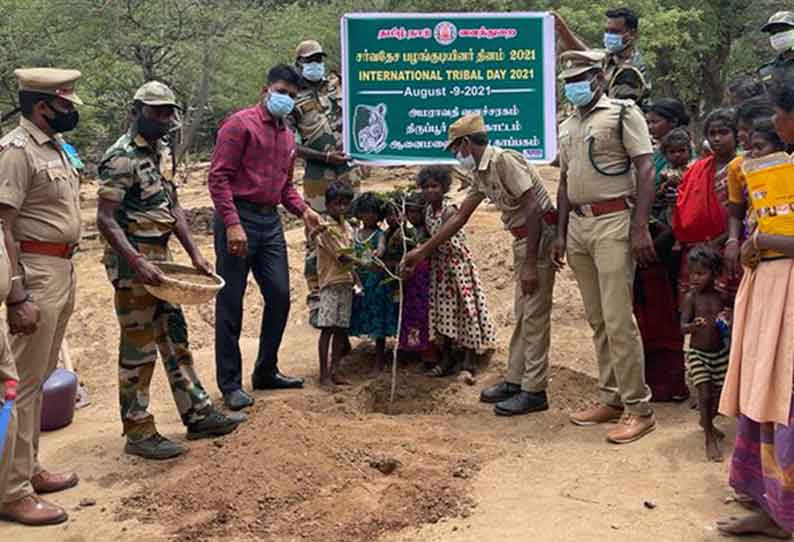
66, 244, 78, 258
575, 205, 593, 218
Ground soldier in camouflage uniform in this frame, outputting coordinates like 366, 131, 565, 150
289, 40, 367, 328
96, 81, 240, 460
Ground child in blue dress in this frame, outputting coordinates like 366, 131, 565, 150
348, 192, 398, 370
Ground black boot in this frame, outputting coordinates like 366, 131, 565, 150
480, 381, 521, 404
186, 409, 241, 440
494, 391, 549, 416
252, 371, 304, 390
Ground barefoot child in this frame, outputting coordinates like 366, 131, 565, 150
313, 182, 356, 386
680, 245, 728, 462
348, 192, 398, 371
417, 166, 496, 378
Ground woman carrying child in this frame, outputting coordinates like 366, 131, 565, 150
633, 98, 693, 402
715, 72, 794, 540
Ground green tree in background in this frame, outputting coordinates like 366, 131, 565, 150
0, 0, 789, 166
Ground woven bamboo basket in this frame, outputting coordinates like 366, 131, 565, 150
144, 263, 225, 305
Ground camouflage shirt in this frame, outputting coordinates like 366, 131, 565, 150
289, 72, 343, 150
97, 132, 176, 240
604, 47, 650, 104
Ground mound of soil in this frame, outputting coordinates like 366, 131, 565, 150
118, 395, 478, 542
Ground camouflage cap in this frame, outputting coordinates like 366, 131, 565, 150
761, 11, 794, 33
15, 68, 83, 105
296, 40, 325, 59
558, 50, 605, 80
133, 81, 180, 109
445, 113, 486, 150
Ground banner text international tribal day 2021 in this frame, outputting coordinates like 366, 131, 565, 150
341, 12, 558, 165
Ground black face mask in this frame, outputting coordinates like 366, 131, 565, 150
137, 114, 171, 141
45, 103, 79, 133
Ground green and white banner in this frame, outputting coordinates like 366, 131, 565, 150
341, 12, 557, 165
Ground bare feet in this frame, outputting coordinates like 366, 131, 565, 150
705, 430, 724, 462
716, 512, 792, 539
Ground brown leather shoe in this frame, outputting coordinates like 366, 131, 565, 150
606, 413, 657, 444
569, 404, 624, 426
0, 495, 68, 525
31, 470, 79, 495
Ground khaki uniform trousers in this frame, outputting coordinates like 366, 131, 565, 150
3, 254, 75, 503
505, 223, 556, 392
0, 242, 17, 500
566, 210, 652, 415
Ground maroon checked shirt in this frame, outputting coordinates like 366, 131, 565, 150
208, 103, 307, 227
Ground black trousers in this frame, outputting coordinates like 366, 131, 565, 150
213, 209, 290, 394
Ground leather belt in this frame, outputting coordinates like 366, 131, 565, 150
19, 240, 77, 259
234, 198, 277, 215
510, 209, 559, 239
572, 197, 630, 218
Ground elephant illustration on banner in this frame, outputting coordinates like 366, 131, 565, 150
353, 103, 388, 154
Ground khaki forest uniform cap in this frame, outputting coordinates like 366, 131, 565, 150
296, 40, 325, 59
558, 50, 606, 80
14, 67, 83, 105
761, 11, 794, 33
445, 113, 486, 150
133, 80, 180, 109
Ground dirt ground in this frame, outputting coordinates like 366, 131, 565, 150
0, 165, 764, 542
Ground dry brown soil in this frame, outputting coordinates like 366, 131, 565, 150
0, 166, 763, 542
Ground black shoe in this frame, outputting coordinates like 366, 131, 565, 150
252, 371, 304, 390
125, 433, 187, 460
186, 409, 241, 440
494, 391, 549, 416
223, 389, 255, 411
480, 381, 521, 404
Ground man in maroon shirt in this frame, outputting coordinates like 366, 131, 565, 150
208, 64, 322, 411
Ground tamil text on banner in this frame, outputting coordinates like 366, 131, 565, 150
341, 12, 557, 165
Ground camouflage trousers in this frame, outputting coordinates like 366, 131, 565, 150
104, 242, 212, 441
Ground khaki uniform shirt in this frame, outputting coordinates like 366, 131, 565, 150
0, 118, 81, 244
558, 95, 652, 207
468, 146, 554, 230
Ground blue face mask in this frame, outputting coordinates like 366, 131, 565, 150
266, 91, 294, 118
564, 80, 595, 107
302, 62, 325, 82
603, 32, 624, 52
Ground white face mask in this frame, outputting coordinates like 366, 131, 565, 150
771, 29, 794, 52
456, 151, 476, 171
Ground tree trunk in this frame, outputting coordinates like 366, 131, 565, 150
176, 43, 213, 164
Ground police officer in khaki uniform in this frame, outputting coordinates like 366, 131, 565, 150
403, 114, 558, 416
0, 68, 84, 525
289, 39, 366, 329
553, 51, 658, 444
